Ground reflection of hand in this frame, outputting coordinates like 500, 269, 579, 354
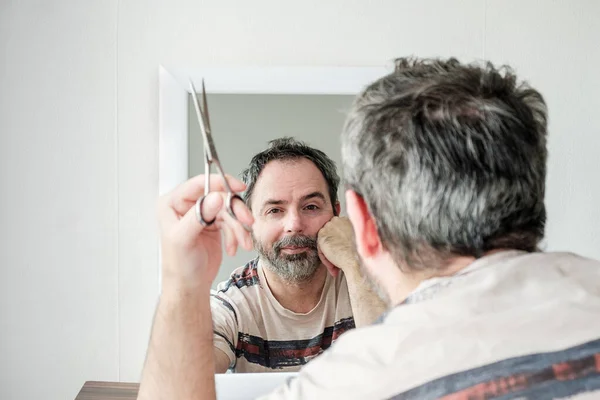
317, 216, 359, 278
157, 174, 255, 292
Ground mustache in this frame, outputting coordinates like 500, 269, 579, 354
273, 235, 317, 255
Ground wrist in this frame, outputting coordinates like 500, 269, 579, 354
161, 262, 213, 293
341, 260, 363, 281
156, 281, 214, 341
160, 274, 213, 300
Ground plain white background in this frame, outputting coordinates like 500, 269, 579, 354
1, 1, 599, 399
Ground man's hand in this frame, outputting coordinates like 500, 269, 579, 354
138, 173, 254, 400
317, 216, 386, 327
317, 216, 360, 279
158, 173, 254, 292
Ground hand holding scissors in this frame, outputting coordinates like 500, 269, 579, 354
156, 80, 254, 291
189, 79, 247, 228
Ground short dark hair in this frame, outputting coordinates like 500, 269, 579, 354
342, 57, 548, 271
241, 137, 340, 214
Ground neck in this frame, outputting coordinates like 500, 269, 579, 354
261, 260, 328, 314
386, 249, 513, 306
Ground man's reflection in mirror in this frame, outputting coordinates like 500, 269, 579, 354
211, 137, 385, 373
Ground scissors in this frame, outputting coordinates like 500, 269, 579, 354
189, 79, 244, 227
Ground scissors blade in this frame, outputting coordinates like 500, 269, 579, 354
201, 79, 211, 131
189, 79, 218, 162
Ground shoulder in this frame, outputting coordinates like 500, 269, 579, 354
260, 324, 396, 399
480, 251, 600, 293
211, 258, 263, 318
527, 251, 600, 269
215, 258, 262, 295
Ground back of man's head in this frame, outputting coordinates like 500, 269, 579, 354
241, 137, 340, 214
342, 57, 548, 271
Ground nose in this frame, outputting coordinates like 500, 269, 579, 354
283, 210, 304, 233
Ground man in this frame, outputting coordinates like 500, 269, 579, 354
209, 138, 384, 373
139, 58, 600, 399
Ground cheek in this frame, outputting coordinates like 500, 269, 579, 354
306, 213, 334, 235
253, 221, 282, 245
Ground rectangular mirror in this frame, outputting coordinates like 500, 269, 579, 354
159, 66, 389, 287
188, 93, 355, 284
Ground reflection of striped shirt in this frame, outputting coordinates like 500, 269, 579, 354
263, 251, 600, 399
211, 258, 355, 373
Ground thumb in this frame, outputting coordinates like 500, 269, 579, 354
179, 192, 224, 241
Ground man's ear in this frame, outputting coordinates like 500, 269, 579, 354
334, 201, 341, 216
345, 190, 382, 259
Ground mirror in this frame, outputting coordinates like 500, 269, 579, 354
188, 93, 354, 285
159, 66, 389, 288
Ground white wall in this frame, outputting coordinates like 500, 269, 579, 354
1, 1, 599, 399
0, 1, 119, 400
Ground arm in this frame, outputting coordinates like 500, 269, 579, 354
210, 292, 240, 373
214, 348, 231, 374
340, 260, 387, 327
138, 285, 216, 400
137, 174, 254, 400
139, 288, 237, 387
318, 217, 387, 327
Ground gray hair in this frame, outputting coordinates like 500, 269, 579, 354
241, 137, 340, 214
341, 57, 548, 271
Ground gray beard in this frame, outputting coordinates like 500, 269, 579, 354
254, 234, 321, 284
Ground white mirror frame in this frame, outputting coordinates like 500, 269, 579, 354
157, 65, 390, 285
158, 65, 390, 195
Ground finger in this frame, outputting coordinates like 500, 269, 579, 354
317, 221, 334, 241
219, 221, 238, 256
229, 196, 254, 231
157, 196, 178, 229
318, 247, 340, 278
171, 193, 255, 230
221, 205, 253, 251
168, 174, 246, 215
223, 196, 254, 247
177, 192, 224, 243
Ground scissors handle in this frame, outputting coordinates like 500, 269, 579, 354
190, 79, 251, 231
225, 192, 244, 219
226, 192, 252, 232
200, 158, 248, 229
195, 192, 248, 230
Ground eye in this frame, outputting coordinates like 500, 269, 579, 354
266, 208, 282, 215
304, 204, 320, 211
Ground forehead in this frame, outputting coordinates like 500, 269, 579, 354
251, 158, 330, 204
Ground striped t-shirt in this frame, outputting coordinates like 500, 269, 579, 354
262, 251, 600, 399
210, 258, 355, 373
